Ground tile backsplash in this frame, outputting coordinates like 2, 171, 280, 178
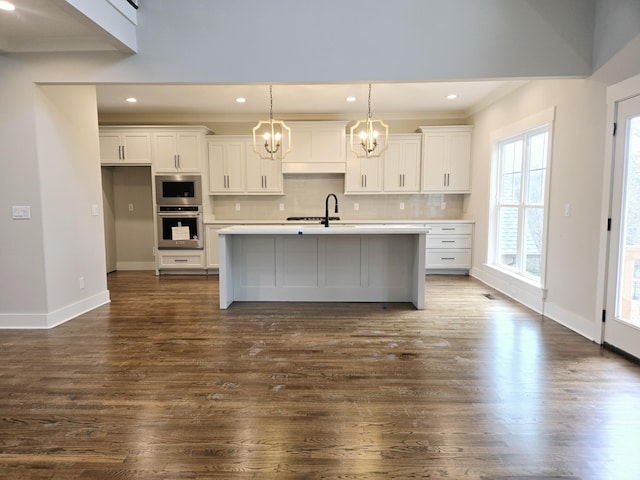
207, 174, 466, 221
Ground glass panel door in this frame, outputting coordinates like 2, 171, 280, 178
605, 94, 640, 358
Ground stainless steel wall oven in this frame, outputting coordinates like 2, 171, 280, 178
157, 205, 203, 249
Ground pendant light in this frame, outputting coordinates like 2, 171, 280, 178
252, 85, 291, 161
349, 83, 388, 158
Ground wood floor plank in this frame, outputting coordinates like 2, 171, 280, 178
1, 272, 640, 479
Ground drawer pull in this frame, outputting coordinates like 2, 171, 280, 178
441, 257, 456, 260
174, 259, 189, 262
442, 240, 456, 243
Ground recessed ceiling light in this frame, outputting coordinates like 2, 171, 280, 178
0, 1, 16, 11
346, 96, 357, 102
125, 97, 137, 103
235, 97, 246, 103
446, 93, 458, 100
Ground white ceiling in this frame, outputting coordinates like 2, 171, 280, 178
94, 82, 523, 119
1, 0, 525, 118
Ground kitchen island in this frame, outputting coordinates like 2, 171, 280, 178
218, 224, 428, 309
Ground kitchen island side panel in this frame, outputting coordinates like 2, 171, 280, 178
219, 230, 426, 308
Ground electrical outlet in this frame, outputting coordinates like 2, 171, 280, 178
79, 277, 85, 289
564, 203, 571, 217
279, 203, 285, 211
353, 203, 359, 211
12, 206, 31, 219
440, 201, 446, 210
235, 203, 241, 211
400, 202, 405, 210
128, 203, 134, 212
91, 204, 100, 216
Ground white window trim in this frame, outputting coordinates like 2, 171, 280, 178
488, 107, 556, 291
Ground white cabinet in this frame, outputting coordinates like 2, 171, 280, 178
282, 121, 348, 174
153, 128, 207, 173
420, 126, 472, 193
246, 143, 283, 194
156, 249, 206, 270
205, 224, 231, 269
344, 152, 383, 193
99, 129, 151, 165
208, 136, 283, 195
425, 222, 473, 273
383, 134, 421, 193
208, 137, 246, 194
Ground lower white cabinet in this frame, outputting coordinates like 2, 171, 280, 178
157, 249, 205, 270
425, 222, 473, 273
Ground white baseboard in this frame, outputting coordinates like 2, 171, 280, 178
0, 290, 110, 329
543, 301, 600, 342
471, 266, 601, 343
470, 266, 544, 314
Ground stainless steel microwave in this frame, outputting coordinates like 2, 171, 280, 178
155, 174, 202, 206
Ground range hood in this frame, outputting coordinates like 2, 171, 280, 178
281, 121, 348, 174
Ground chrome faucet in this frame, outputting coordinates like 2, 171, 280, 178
322, 193, 339, 227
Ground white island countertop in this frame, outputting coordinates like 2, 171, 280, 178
217, 224, 430, 235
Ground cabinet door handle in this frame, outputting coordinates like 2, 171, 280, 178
177, 154, 181, 169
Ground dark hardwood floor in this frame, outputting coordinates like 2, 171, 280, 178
2, 272, 640, 479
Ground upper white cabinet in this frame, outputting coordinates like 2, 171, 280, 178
419, 126, 472, 193
282, 121, 348, 174
345, 146, 383, 193
153, 127, 208, 173
346, 133, 421, 194
246, 146, 283, 194
99, 128, 151, 165
208, 137, 247, 194
208, 136, 283, 195
383, 134, 421, 193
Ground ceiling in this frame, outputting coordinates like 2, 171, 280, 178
94, 82, 523, 120
0, 0, 525, 119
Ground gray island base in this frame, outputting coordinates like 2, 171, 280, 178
218, 225, 428, 310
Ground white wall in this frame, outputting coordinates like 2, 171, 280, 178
468, 79, 608, 340
112, 166, 154, 270
0, 83, 110, 328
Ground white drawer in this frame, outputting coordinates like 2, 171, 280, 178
426, 250, 471, 269
427, 235, 472, 249
158, 251, 205, 268
428, 223, 473, 235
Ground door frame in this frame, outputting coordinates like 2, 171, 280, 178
596, 73, 640, 346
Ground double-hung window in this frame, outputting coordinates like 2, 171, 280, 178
494, 125, 549, 283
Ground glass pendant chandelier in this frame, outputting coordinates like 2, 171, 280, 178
252, 85, 291, 161
349, 83, 388, 158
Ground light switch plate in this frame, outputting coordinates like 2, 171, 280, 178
12, 206, 31, 219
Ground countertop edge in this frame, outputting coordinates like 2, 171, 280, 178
205, 218, 474, 225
